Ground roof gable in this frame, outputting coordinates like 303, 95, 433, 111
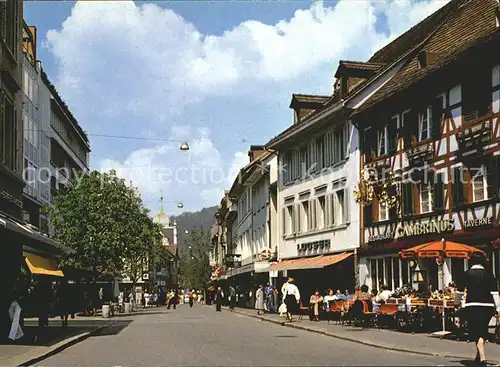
354, 0, 499, 115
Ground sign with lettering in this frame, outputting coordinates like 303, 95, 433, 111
368, 232, 394, 243
394, 219, 455, 240
464, 217, 493, 229
297, 239, 331, 252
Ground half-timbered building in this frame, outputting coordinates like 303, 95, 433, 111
351, 0, 500, 292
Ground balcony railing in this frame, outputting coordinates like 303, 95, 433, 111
406, 141, 434, 165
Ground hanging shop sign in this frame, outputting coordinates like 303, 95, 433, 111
464, 216, 493, 229
394, 219, 455, 240
297, 239, 331, 252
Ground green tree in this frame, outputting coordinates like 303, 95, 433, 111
179, 227, 211, 290
48, 170, 159, 281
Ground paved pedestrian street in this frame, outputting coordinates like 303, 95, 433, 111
37, 305, 465, 366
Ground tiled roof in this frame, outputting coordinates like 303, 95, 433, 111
368, 0, 467, 64
354, 0, 499, 115
289, 94, 329, 108
334, 60, 385, 78
264, 0, 469, 149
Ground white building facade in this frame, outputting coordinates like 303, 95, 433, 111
265, 94, 360, 294
221, 147, 278, 290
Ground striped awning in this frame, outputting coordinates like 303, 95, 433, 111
269, 252, 353, 271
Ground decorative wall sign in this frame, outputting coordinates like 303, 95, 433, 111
367, 232, 394, 243
464, 216, 493, 229
394, 219, 455, 240
297, 239, 331, 252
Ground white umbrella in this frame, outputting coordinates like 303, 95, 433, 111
113, 278, 120, 298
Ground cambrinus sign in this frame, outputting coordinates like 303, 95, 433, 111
394, 219, 455, 240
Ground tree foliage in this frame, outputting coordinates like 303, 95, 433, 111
178, 227, 211, 290
49, 170, 164, 280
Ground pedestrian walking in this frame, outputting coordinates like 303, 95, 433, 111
189, 290, 194, 308
215, 286, 224, 311
455, 252, 500, 365
255, 285, 265, 315
264, 282, 275, 313
228, 285, 237, 311
56, 279, 70, 327
281, 278, 300, 322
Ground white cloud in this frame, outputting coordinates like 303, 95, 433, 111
45, 0, 450, 211
46, 0, 448, 120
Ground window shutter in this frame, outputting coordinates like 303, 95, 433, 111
452, 166, 466, 208
388, 122, 397, 155
330, 193, 336, 226
362, 128, 369, 163
282, 208, 287, 235
343, 188, 350, 224
486, 156, 500, 199
434, 173, 445, 210
432, 97, 444, 140
404, 109, 418, 147
364, 204, 373, 226
344, 122, 350, 159
403, 182, 415, 216
313, 199, 317, 229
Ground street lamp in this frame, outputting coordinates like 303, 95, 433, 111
180, 142, 190, 151
177, 202, 184, 208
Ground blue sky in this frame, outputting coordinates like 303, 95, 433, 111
24, 0, 448, 216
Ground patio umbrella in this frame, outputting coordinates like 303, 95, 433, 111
399, 238, 485, 259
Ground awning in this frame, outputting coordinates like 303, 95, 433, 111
269, 252, 353, 271
400, 239, 485, 259
24, 251, 64, 277
0, 216, 72, 254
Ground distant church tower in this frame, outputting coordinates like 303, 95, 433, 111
152, 191, 178, 246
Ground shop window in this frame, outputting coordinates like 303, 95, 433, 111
370, 259, 377, 291
401, 259, 410, 286
393, 257, 400, 289
451, 258, 465, 284
385, 257, 393, 291
377, 258, 384, 288
471, 165, 488, 203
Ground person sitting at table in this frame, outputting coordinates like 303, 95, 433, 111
371, 289, 381, 313
356, 285, 371, 301
335, 289, 346, 300
375, 285, 392, 303
309, 290, 323, 321
324, 289, 336, 305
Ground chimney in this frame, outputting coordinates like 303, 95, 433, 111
248, 145, 265, 163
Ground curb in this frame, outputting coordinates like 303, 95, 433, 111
13, 323, 112, 366
226, 308, 486, 362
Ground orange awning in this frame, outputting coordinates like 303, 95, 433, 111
399, 239, 484, 259
269, 252, 352, 271
24, 252, 64, 277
